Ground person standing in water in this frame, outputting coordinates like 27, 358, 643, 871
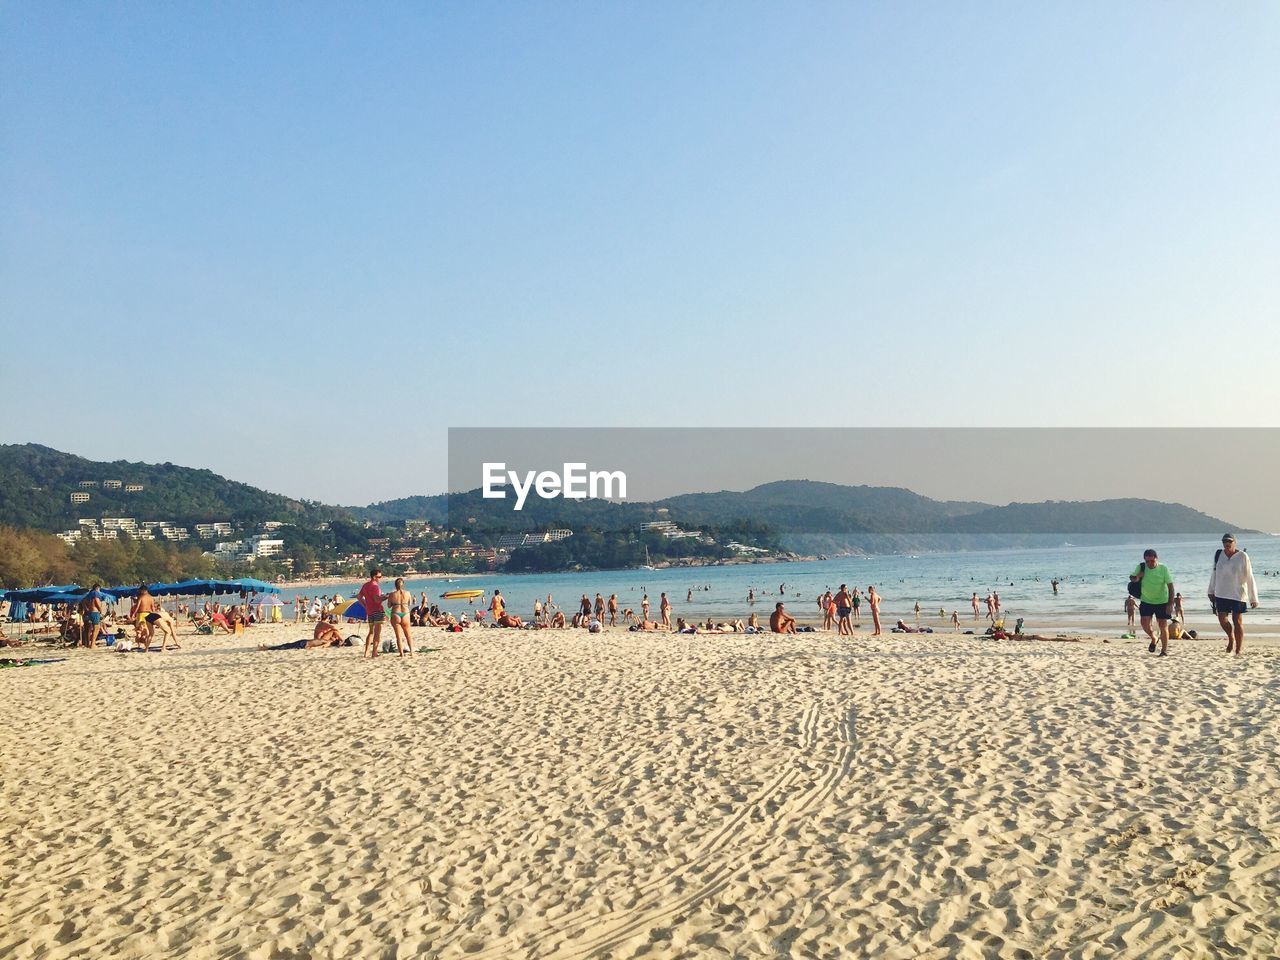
851, 587, 861, 624
913, 600, 921, 624
388, 577, 414, 657
660, 592, 671, 629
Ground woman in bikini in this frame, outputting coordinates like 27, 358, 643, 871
388, 577, 414, 657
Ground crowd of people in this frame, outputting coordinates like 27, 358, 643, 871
2, 535, 1266, 659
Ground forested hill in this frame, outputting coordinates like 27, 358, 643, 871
1, 445, 1253, 541
0, 444, 347, 530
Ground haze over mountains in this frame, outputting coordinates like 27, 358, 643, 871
1, 445, 1253, 554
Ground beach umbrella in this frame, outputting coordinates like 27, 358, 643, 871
229, 577, 280, 594
331, 599, 368, 621
40, 587, 121, 605
3, 584, 83, 603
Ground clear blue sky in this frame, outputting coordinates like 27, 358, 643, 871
3, 2, 1278, 505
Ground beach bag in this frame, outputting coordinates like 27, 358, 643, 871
1127, 561, 1147, 599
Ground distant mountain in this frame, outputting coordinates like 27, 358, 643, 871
0, 446, 1255, 552
0, 444, 348, 531
350, 478, 1253, 542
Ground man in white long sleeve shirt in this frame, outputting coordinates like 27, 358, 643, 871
1208, 533, 1259, 656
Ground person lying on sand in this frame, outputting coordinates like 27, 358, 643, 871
770, 603, 797, 634
629, 619, 668, 631
496, 613, 524, 628
0, 627, 26, 648
259, 618, 350, 650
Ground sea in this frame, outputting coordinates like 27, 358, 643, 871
293, 538, 1280, 636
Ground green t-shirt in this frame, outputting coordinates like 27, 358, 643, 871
1132, 562, 1173, 606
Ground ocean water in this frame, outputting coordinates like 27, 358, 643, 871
296, 538, 1280, 635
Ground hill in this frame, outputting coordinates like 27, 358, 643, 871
349, 478, 1252, 541
0, 444, 348, 532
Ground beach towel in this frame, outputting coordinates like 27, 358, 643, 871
0, 657, 66, 668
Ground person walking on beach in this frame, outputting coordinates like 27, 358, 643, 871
951, 610, 960, 632
1130, 549, 1175, 656
490, 590, 506, 624
358, 569, 387, 659
1209, 533, 1259, 656
851, 588, 861, 624
984, 594, 995, 621
608, 594, 618, 626
533, 596, 543, 625
971, 592, 980, 620
388, 577, 414, 657
660, 592, 671, 629
820, 590, 833, 630
1125, 593, 1138, 630
294, 595, 304, 623
913, 600, 922, 624
595, 593, 606, 625
868, 586, 882, 637
992, 592, 1001, 617
834, 585, 853, 636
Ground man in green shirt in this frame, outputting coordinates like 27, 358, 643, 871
1130, 548, 1175, 656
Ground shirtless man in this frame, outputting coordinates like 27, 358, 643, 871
972, 592, 981, 620
770, 602, 797, 634
357, 569, 387, 659
867, 586, 882, 637
387, 577, 414, 657
130, 585, 160, 651
79, 585, 107, 649
594, 593, 605, 624
533, 597, 543, 625
259, 616, 346, 650
659, 592, 671, 629
608, 594, 619, 626
549, 610, 567, 628
834, 585, 853, 636
497, 613, 525, 628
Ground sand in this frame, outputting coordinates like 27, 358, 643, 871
3, 622, 1278, 959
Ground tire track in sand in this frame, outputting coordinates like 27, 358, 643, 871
466, 700, 858, 959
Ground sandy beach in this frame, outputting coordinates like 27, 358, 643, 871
3, 622, 1278, 959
